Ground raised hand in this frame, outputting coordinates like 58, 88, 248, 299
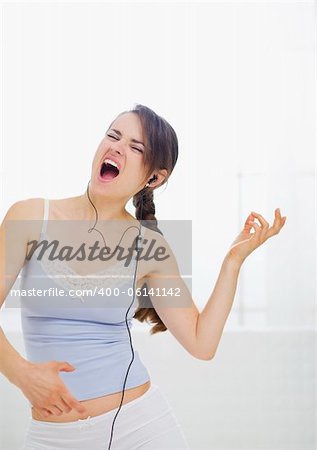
227, 208, 287, 264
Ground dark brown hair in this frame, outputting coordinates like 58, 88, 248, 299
109, 104, 179, 334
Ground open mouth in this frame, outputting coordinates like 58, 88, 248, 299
99, 160, 120, 181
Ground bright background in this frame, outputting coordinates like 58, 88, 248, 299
0, 1, 315, 449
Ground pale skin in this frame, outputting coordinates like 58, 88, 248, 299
0, 112, 287, 422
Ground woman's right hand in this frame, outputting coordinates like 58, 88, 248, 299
14, 360, 87, 418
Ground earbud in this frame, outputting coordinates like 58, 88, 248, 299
145, 174, 157, 188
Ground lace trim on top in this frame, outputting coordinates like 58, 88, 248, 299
32, 231, 141, 303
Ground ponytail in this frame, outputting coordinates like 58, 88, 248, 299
132, 187, 167, 335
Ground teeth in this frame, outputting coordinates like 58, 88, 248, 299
103, 159, 119, 169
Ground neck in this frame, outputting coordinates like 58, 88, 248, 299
77, 189, 134, 223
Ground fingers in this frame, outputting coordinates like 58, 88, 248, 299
270, 208, 287, 235
35, 395, 85, 418
247, 212, 267, 243
54, 397, 72, 415
250, 211, 269, 230
244, 214, 254, 231
61, 392, 87, 414
248, 220, 261, 240
34, 407, 52, 418
38, 400, 82, 418
249, 208, 286, 240
36, 407, 61, 419
47, 405, 64, 416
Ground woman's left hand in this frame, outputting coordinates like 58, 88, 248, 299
227, 208, 287, 265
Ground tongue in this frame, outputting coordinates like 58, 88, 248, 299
102, 171, 117, 180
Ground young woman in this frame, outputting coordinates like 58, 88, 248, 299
0, 104, 286, 449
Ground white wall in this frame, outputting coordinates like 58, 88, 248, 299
0, 2, 315, 449
1, 1, 315, 322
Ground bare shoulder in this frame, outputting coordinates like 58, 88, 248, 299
3, 197, 44, 221
2, 198, 46, 244
141, 225, 165, 254
0, 198, 46, 307
141, 224, 180, 278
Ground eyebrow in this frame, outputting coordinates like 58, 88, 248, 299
109, 128, 145, 147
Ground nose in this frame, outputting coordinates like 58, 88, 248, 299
109, 143, 124, 155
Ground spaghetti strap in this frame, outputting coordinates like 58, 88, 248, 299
41, 198, 49, 235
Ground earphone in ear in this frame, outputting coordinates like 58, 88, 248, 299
145, 174, 158, 188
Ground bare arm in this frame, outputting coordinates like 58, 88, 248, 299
195, 255, 241, 359
142, 234, 239, 361
142, 209, 286, 360
196, 209, 286, 359
0, 327, 32, 384
0, 200, 31, 384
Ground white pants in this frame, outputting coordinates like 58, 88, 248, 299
21, 384, 190, 450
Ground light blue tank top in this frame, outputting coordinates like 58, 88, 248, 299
20, 199, 150, 401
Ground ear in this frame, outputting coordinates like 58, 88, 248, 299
152, 169, 168, 188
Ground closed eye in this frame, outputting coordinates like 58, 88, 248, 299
106, 133, 144, 153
